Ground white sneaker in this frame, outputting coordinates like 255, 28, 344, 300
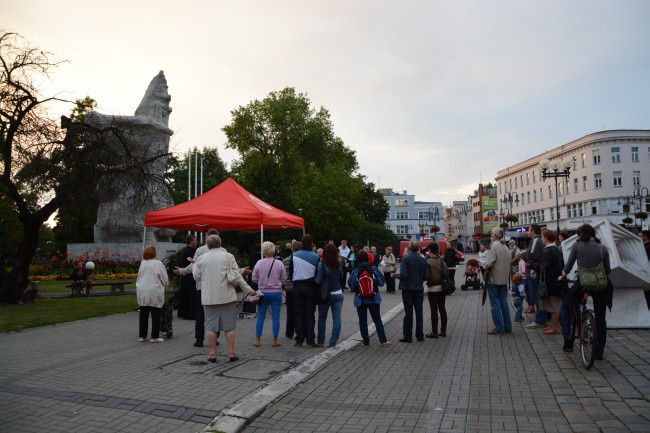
150, 338, 165, 343
138, 338, 147, 342
526, 323, 545, 329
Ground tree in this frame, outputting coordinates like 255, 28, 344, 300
165, 146, 229, 205
0, 32, 170, 303
53, 97, 99, 249
222, 87, 387, 244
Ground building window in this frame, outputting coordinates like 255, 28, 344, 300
578, 203, 584, 217
581, 153, 586, 167
396, 212, 409, 220
632, 147, 639, 162
509, 179, 512, 190
548, 185, 552, 198
633, 171, 640, 186
573, 157, 577, 170
613, 171, 622, 187
573, 178, 578, 193
395, 199, 408, 206
611, 147, 620, 163
593, 149, 601, 165
526, 173, 530, 186
533, 190, 537, 202
396, 225, 409, 235
540, 187, 543, 201
565, 179, 570, 195
540, 209, 545, 221
594, 173, 602, 188
520, 175, 523, 186
582, 176, 587, 191
533, 170, 536, 183
515, 178, 518, 189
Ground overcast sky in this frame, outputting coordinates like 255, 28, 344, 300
5, 0, 650, 205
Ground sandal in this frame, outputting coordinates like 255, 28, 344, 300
228, 354, 239, 362
207, 357, 217, 363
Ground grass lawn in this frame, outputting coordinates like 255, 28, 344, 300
0, 295, 139, 333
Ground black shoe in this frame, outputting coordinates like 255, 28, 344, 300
438, 332, 446, 337
416, 338, 424, 342
425, 332, 438, 339
398, 338, 412, 343
562, 340, 574, 353
193, 341, 204, 348
595, 354, 603, 360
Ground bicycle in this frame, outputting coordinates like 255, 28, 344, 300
569, 288, 599, 370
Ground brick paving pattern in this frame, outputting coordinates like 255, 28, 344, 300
1, 266, 648, 433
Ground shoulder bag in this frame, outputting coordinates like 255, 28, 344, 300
537, 266, 549, 298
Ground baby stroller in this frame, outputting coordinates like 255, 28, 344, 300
461, 259, 482, 291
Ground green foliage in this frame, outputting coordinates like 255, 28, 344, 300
0, 193, 21, 259
353, 222, 400, 252
53, 96, 100, 249
221, 87, 386, 246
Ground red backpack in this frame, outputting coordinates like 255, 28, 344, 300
357, 268, 377, 298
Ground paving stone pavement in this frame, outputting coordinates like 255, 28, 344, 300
1, 266, 649, 433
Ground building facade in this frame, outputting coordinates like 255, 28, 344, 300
381, 188, 443, 240
495, 130, 650, 233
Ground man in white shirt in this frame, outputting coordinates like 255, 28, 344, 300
338, 240, 351, 288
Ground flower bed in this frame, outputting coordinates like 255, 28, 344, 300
30, 273, 138, 281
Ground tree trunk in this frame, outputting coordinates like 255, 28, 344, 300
1, 219, 41, 303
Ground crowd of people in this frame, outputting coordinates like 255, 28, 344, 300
132, 222, 631, 364
484, 223, 614, 360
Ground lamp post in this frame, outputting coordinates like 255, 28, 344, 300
428, 207, 439, 239
633, 186, 649, 231
501, 192, 519, 227
539, 158, 572, 235
618, 196, 635, 229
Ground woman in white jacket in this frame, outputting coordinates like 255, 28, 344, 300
136, 246, 169, 343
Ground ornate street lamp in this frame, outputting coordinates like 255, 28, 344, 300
633, 186, 649, 230
539, 158, 572, 235
618, 196, 635, 229
501, 192, 519, 227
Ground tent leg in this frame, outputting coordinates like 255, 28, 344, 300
142, 226, 146, 253
260, 224, 264, 260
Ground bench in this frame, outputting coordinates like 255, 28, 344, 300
65, 280, 133, 296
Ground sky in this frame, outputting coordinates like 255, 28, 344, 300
4, 0, 650, 205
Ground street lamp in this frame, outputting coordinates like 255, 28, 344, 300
501, 192, 519, 227
633, 186, 649, 230
618, 196, 635, 229
540, 157, 572, 235
428, 207, 439, 239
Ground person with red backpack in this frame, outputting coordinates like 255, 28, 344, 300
348, 250, 392, 347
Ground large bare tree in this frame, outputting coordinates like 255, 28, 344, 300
0, 32, 168, 303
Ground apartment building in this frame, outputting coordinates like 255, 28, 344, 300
495, 130, 650, 233
380, 188, 443, 240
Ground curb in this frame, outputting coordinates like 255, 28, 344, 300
201, 302, 405, 433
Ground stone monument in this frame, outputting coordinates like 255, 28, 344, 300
561, 219, 650, 328
67, 71, 182, 262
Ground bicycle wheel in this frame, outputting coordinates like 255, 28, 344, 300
580, 310, 598, 369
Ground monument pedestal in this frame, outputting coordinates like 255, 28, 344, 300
67, 242, 184, 264
603, 288, 650, 329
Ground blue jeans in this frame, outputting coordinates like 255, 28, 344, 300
317, 293, 344, 346
401, 290, 424, 341
513, 296, 523, 321
486, 283, 512, 333
255, 292, 283, 338
356, 302, 388, 345
528, 278, 548, 325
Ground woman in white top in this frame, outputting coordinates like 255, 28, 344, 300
136, 246, 168, 343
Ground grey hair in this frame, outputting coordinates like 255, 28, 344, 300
206, 235, 222, 249
408, 239, 421, 252
207, 229, 219, 236
291, 240, 302, 252
492, 227, 504, 239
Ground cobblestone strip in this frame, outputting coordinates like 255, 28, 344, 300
202, 303, 406, 433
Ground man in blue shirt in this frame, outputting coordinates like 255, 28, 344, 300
397, 240, 429, 342
290, 234, 320, 347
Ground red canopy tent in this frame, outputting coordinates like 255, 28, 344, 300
144, 178, 304, 242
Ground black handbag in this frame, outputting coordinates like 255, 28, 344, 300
319, 267, 332, 304
538, 267, 548, 298
442, 277, 456, 296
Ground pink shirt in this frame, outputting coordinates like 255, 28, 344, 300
252, 258, 287, 291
